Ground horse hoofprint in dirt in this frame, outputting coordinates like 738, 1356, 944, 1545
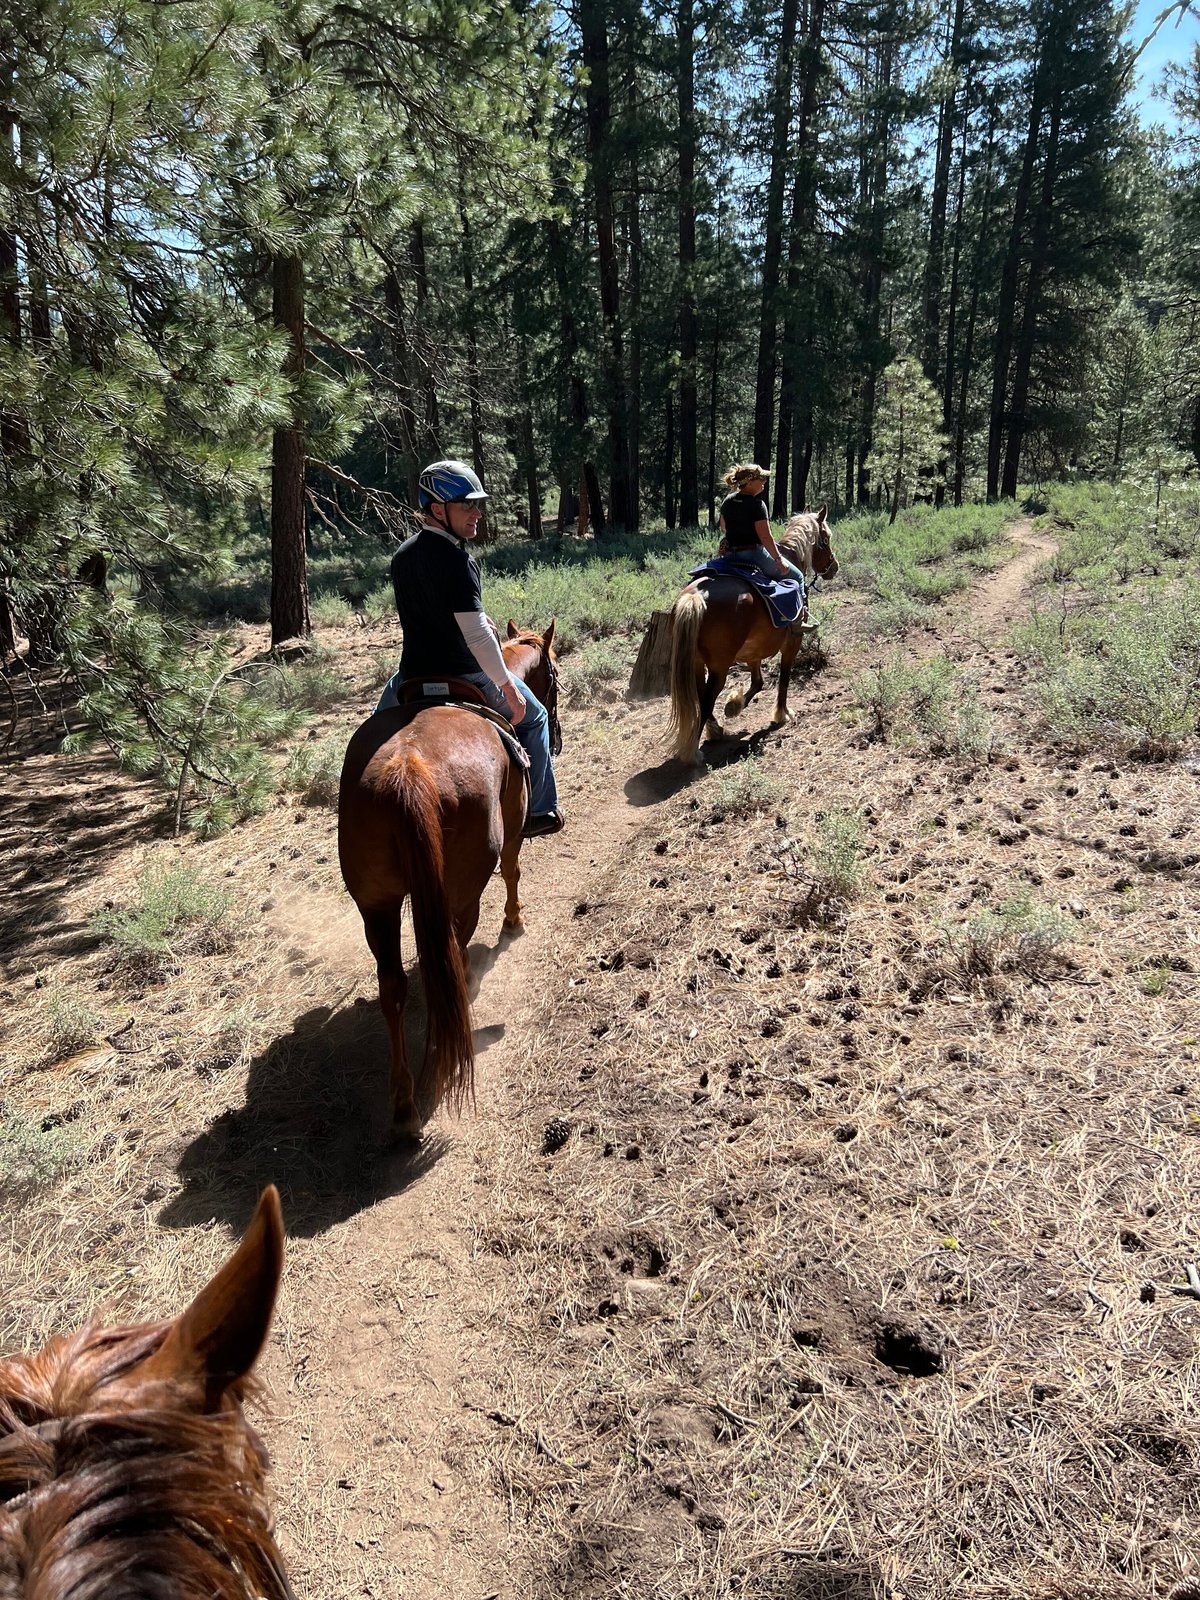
668, 506, 839, 766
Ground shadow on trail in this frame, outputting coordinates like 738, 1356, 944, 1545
162, 989, 451, 1240
624, 758, 704, 807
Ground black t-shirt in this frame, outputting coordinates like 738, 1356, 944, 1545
390, 526, 482, 678
721, 492, 769, 550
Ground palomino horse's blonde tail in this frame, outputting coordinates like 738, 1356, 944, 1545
668, 588, 706, 760
389, 751, 474, 1114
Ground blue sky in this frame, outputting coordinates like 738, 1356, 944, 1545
1129, 0, 1198, 127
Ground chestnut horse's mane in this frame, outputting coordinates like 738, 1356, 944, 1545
0, 1320, 293, 1600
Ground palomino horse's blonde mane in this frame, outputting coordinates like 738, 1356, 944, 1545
779, 505, 838, 582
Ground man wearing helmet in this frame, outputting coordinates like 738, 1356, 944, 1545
376, 459, 564, 838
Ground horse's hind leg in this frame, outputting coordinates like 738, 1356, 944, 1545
363, 911, 420, 1141
700, 668, 727, 743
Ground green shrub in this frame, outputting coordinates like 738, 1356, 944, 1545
283, 736, 345, 807
560, 638, 633, 703
257, 654, 347, 714
0, 1109, 85, 1196
852, 655, 995, 762
310, 592, 356, 628
42, 988, 104, 1061
1020, 588, 1200, 755
92, 863, 234, 975
809, 808, 866, 902
704, 758, 786, 818
945, 895, 1073, 980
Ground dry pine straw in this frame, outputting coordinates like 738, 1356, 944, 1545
468, 726, 1200, 1600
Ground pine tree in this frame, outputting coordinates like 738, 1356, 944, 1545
867, 351, 949, 520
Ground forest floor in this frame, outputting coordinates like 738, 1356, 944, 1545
3, 518, 1200, 1600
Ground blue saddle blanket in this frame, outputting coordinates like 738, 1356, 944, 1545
689, 559, 804, 629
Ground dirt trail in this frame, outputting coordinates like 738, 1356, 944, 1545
947, 516, 1056, 634
258, 702, 672, 1599
258, 519, 1063, 1598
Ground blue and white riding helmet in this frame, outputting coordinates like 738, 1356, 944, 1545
417, 459, 488, 509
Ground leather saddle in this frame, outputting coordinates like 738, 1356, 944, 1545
393, 676, 530, 777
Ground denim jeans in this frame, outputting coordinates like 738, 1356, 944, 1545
727, 544, 806, 589
375, 668, 559, 816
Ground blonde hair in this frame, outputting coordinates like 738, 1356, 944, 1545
723, 462, 769, 490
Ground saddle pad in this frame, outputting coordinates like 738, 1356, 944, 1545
689, 558, 804, 629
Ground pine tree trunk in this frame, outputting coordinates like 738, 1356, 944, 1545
937, 114, 969, 506
626, 59, 643, 529
772, 0, 826, 520
411, 222, 440, 460
585, 462, 606, 533
988, 62, 1044, 500
517, 332, 542, 537
677, 0, 699, 528
752, 0, 801, 467
954, 113, 995, 505
857, 33, 894, 506
922, 0, 965, 382
270, 253, 310, 647
1002, 92, 1060, 499
459, 195, 489, 541
582, 0, 632, 529
383, 262, 420, 501
665, 390, 676, 528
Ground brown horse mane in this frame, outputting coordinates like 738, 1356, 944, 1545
0, 1320, 292, 1600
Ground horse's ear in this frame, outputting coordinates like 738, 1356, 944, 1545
140, 1187, 284, 1411
506, 619, 520, 638
544, 617, 556, 651
817, 503, 828, 523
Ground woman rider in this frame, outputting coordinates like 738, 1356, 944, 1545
716, 463, 805, 585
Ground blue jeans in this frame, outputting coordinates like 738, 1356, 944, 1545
375, 668, 558, 816
727, 545, 806, 590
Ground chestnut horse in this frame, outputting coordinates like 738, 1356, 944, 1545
338, 622, 559, 1141
0, 1187, 290, 1600
668, 505, 839, 765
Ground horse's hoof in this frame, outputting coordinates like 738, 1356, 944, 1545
391, 1103, 423, 1145
503, 914, 525, 934
725, 697, 744, 717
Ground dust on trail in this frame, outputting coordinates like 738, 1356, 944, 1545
257, 521, 1052, 1599
950, 517, 1056, 635
256, 700, 674, 1600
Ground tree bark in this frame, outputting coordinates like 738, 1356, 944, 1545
1001, 89, 1060, 498
954, 112, 995, 504
922, 0, 966, 382
517, 331, 542, 537
581, 0, 633, 529
752, 0, 802, 467
987, 59, 1045, 499
459, 194, 489, 541
677, 0, 700, 528
270, 254, 310, 646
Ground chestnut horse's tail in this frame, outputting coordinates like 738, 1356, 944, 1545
668, 587, 707, 760
389, 750, 474, 1113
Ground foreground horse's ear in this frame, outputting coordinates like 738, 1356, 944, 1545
817, 503, 828, 523
506, 619, 520, 638
544, 617, 556, 651
141, 1186, 284, 1411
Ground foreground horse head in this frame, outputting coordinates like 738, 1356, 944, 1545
506, 619, 561, 755
780, 503, 839, 582
339, 624, 558, 1141
0, 1187, 289, 1600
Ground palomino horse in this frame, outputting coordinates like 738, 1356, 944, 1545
668, 504, 839, 765
0, 1187, 291, 1600
338, 622, 560, 1141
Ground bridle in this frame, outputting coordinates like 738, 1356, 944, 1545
541, 644, 562, 757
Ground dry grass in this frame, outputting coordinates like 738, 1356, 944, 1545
464, 641, 1200, 1600
3, 548, 1200, 1600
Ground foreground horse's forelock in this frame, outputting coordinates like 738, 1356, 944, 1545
0, 1187, 290, 1600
